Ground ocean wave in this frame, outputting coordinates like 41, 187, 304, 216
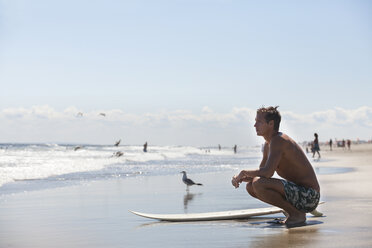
0, 144, 261, 193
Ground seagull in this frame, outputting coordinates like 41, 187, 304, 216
99, 113, 106, 117
180, 171, 203, 189
74, 146, 82, 151
114, 139, 121, 146
76, 112, 83, 117
113, 151, 124, 157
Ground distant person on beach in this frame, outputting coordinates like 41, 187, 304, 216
231, 106, 320, 227
143, 142, 148, 152
233, 145, 237, 154
347, 139, 351, 150
218, 144, 221, 150
312, 133, 321, 159
329, 139, 333, 151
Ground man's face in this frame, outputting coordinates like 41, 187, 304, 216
254, 113, 269, 136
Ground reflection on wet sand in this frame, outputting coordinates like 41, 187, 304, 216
134, 217, 323, 233
183, 191, 202, 212
248, 221, 322, 248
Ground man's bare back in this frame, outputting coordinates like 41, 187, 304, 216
270, 133, 320, 192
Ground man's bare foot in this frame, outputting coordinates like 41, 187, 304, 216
285, 212, 306, 227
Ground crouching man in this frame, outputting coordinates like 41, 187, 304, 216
232, 106, 320, 226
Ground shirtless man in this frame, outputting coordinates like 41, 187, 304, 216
232, 106, 320, 226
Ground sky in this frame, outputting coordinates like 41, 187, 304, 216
0, 0, 371, 146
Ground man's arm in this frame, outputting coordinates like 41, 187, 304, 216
239, 142, 270, 179
232, 142, 268, 187
232, 139, 282, 188
259, 142, 269, 168
256, 139, 282, 178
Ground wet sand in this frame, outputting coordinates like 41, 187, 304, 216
0, 144, 371, 247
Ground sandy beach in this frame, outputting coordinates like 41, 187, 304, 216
0, 144, 372, 248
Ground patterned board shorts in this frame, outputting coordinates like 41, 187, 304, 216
280, 179, 320, 213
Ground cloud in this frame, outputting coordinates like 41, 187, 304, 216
1, 105, 372, 128
282, 106, 372, 128
0, 105, 371, 145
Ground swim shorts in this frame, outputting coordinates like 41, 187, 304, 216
280, 180, 320, 213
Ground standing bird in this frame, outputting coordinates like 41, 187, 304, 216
180, 171, 203, 190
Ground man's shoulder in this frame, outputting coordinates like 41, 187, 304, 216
270, 133, 294, 148
271, 132, 288, 142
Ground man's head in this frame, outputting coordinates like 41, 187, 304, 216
254, 106, 281, 136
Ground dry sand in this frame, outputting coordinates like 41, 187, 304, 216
0, 144, 371, 247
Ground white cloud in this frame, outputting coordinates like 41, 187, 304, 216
282, 106, 372, 127
0, 105, 371, 145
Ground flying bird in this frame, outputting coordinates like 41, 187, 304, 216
76, 112, 83, 117
74, 146, 82, 151
180, 171, 203, 189
114, 139, 121, 146
99, 113, 106, 117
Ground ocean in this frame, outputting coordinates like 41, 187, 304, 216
0, 143, 262, 196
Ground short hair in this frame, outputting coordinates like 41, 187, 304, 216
257, 106, 281, 131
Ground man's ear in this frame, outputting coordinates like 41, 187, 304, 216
268, 120, 274, 127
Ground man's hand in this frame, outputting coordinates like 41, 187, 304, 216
231, 175, 241, 188
232, 171, 255, 188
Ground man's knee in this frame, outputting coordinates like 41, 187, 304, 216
251, 176, 267, 193
246, 181, 255, 197
252, 177, 285, 197
245, 177, 261, 194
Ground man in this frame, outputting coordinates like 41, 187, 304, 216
232, 106, 320, 226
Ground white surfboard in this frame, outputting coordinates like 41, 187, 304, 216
130, 202, 324, 222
